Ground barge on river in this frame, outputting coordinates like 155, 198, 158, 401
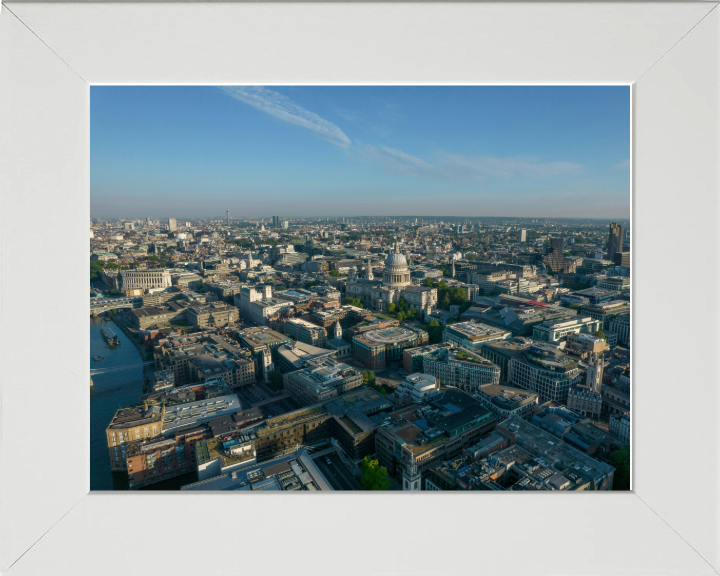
101, 327, 120, 346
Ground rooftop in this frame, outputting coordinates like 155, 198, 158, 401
357, 326, 417, 344
445, 321, 510, 341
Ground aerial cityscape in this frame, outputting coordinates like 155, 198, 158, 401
90, 86, 630, 492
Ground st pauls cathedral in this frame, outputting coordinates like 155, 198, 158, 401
345, 241, 438, 314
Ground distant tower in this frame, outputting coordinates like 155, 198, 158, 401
366, 259, 374, 281
451, 258, 456, 278
226, 209, 230, 227
333, 321, 342, 340
585, 353, 604, 393
606, 223, 624, 260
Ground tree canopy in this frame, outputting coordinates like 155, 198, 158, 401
267, 370, 283, 391
594, 330, 607, 341
609, 446, 630, 490
344, 297, 364, 308
359, 456, 391, 490
426, 320, 443, 343
329, 269, 340, 277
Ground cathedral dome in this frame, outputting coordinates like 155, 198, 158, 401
384, 252, 408, 268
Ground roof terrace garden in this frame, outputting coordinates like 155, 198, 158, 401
256, 406, 329, 436
203, 438, 254, 467
338, 415, 363, 434
453, 350, 495, 366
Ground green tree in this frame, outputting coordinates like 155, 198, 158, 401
609, 446, 630, 490
440, 294, 451, 310
422, 278, 436, 288
329, 269, 340, 277
90, 260, 105, 282
386, 303, 396, 313
427, 320, 443, 343
344, 297, 364, 308
359, 456, 391, 490
362, 370, 376, 387
267, 370, 283, 391
594, 330, 607, 341
398, 297, 407, 313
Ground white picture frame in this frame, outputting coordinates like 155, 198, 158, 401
1, 2, 718, 575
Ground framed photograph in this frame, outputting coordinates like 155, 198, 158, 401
1, 3, 718, 576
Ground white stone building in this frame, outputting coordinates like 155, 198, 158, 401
345, 241, 437, 313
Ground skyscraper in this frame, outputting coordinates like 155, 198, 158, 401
547, 237, 569, 273
168, 218, 177, 232
226, 209, 230, 227
607, 223, 624, 260
519, 229, 527, 242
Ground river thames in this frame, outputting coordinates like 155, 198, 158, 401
90, 315, 145, 490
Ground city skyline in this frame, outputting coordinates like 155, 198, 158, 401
91, 85, 630, 219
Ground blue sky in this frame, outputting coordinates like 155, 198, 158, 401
91, 85, 630, 219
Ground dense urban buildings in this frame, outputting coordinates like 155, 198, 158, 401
91, 214, 630, 491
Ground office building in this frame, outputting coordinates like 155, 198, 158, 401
395, 373, 439, 403
375, 388, 497, 490
479, 338, 532, 383
606, 222, 624, 260
607, 313, 630, 347
518, 229, 527, 242
284, 318, 327, 347
613, 251, 631, 268
168, 218, 177, 231
129, 303, 188, 330
283, 356, 362, 406
161, 394, 242, 435
119, 269, 172, 292
546, 237, 573, 273
580, 300, 631, 327
182, 450, 333, 491
596, 276, 630, 292
154, 334, 256, 387
497, 416, 615, 490
442, 321, 511, 351
185, 302, 239, 328
402, 342, 454, 374
106, 404, 165, 471
275, 340, 337, 374
609, 411, 631, 444
422, 346, 501, 392
234, 285, 294, 326
126, 430, 208, 489
352, 325, 429, 370
508, 343, 582, 404
564, 333, 608, 359
531, 315, 602, 344
474, 384, 539, 421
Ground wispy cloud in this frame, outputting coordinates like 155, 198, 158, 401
613, 159, 630, 170
220, 86, 351, 149
221, 87, 579, 181
358, 145, 581, 182
358, 145, 440, 179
